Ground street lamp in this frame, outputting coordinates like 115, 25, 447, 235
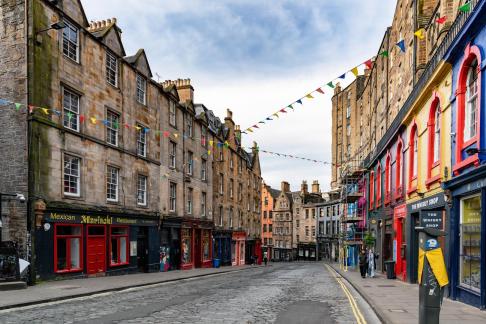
35, 21, 66, 44
0, 193, 26, 242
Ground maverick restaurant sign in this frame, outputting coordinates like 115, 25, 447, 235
44, 212, 158, 226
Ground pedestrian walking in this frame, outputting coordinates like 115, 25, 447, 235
263, 251, 268, 266
359, 250, 368, 278
367, 248, 375, 278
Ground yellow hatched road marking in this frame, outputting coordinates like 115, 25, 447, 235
325, 264, 367, 324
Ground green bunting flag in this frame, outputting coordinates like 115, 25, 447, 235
327, 81, 334, 88
15, 103, 22, 111
379, 50, 389, 57
458, 2, 471, 12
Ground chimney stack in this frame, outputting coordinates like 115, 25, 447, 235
312, 180, 320, 194
281, 181, 290, 193
160, 79, 193, 104
301, 180, 308, 195
334, 82, 342, 95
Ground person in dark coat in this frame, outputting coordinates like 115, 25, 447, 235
359, 250, 368, 278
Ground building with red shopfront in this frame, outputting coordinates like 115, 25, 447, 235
180, 220, 213, 270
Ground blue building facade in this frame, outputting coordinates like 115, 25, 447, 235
443, 0, 486, 309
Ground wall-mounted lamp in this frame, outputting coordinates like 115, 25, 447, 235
465, 147, 486, 156
35, 21, 66, 44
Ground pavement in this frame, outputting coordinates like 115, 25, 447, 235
0, 262, 379, 324
329, 263, 486, 324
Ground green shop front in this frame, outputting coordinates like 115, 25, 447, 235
35, 209, 160, 280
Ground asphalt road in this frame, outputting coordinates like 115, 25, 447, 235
0, 262, 380, 324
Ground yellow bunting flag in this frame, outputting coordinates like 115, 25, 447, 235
174, 133, 178, 138
90, 117, 97, 124
247, 128, 253, 133
41, 108, 49, 115
305, 93, 314, 99
351, 67, 359, 77
414, 28, 425, 40
135, 125, 141, 130
207, 150, 211, 155
273, 113, 279, 118
209, 140, 214, 146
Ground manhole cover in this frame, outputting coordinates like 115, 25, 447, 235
377, 284, 396, 287
388, 309, 407, 313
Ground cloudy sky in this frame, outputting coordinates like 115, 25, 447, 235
83, 0, 396, 192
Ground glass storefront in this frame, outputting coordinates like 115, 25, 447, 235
182, 228, 192, 264
460, 195, 481, 292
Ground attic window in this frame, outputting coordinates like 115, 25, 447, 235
106, 51, 118, 87
136, 74, 147, 105
62, 20, 79, 62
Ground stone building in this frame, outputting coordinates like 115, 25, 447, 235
272, 181, 293, 261
211, 109, 262, 266
261, 183, 280, 259
316, 191, 342, 262
292, 181, 324, 261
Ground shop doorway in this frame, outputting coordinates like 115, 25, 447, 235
137, 227, 148, 272
86, 225, 106, 275
194, 229, 202, 268
409, 213, 420, 283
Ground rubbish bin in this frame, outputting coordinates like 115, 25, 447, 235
384, 260, 396, 279
213, 258, 220, 268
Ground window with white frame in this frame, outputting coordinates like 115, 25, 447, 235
169, 182, 177, 212
137, 174, 147, 206
187, 188, 193, 215
201, 158, 207, 181
229, 179, 234, 198
187, 151, 193, 175
62, 20, 79, 62
63, 89, 80, 132
137, 125, 146, 157
186, 118, 193, 138
63, 154, 80, 197
219, 173, 224, 194
106, 110, 119, 146
201, 126, 207, 147
219, 206, 223, 226
169, 101, 176, 126
136, 74, 146, 105
464, 59, 478, 141
169, 141, 176, 168
229, 151, 234, 169
433, 106, 441, 162
229, 208, 233, 228
459, 194, 481, 292
201, 192, 207, 217
106, 166, 119, 202
106, 51, 118, 87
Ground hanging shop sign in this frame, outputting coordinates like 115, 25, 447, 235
44, 212, 158, 226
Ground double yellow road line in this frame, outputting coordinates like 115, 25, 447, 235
325, 264, 367, 324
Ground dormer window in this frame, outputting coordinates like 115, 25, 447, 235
136, 74, 146, 105
62, 20, 79, 62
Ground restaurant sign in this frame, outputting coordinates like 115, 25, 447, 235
45, 212, 158, 226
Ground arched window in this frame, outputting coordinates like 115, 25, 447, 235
408, 123, 418, 193
396, 139, 403, 198
465, 58, 478, 141
369, 171, 374, 210
434, 107, 441, 161
454, 44, 481, 175
385, 153, 391, 204
376, 163, 382, 206
427, 97, 441, 183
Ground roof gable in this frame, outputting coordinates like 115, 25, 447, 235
101, 25, 125, 57
60, 0, 89, 27
125, 49, 152, 78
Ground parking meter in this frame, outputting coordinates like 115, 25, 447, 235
416, 227, 448, 324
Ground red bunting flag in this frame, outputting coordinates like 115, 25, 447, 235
163, 131, 170, 137
436, 16, 446, 24
280, 108, 287, 113
28, 105, 35, 113
79, 115, 85, 123
364, 59, 373, 69
124, 123, 130, 128
315, 88, 324, 94
252, 125, 259, 128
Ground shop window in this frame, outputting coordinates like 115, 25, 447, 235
454, 45, 481, 174
459, 194, 481, 292
181, 228, 192, 264
376, 163, 382, 207
54, 224, 82, 273
203, 231, 210, 261
110, 226, 129, 266
369, 171, 375, 210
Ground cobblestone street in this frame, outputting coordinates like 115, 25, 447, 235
0, 263, 378, 324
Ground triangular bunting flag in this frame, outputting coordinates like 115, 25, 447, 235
351, 67, 359, 77
379, 50, 389, 57
273, 113, 279, 118
258, 121, 265, 124
247, 128, 253, 133
174, 133, 178, 138
66, 112, 73, 120
296, 99, 303, 105
124, 123, 130, 129
288, 104, 294, 110
0, 99, 9, 106
53, 110, 61, 116
327, 81, 334, 88
338, 74, 346, 79
101, 120, 109, 126
279, 108, 287, 113
79, 115, 85, 123
41, 108, 49, 115
458, 3, 471, 12
305, 93, 314, 99
315, 88, 324, 94
266, 117, 273, 121
113, 120, 118, 129
207, 150, 211, 155
436, 16, 446, 24
28, 105, 35, 114
90, 117, 97, 124
396, 39, 406, 53
135, 125, 141, 130
364, 59, 373, 69
414, 28, 425, 40
15, 103, 22, 111
252, 124, 259, 129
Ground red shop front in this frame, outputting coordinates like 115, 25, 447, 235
180, 220, 213, 270
393, 204, 407, 280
